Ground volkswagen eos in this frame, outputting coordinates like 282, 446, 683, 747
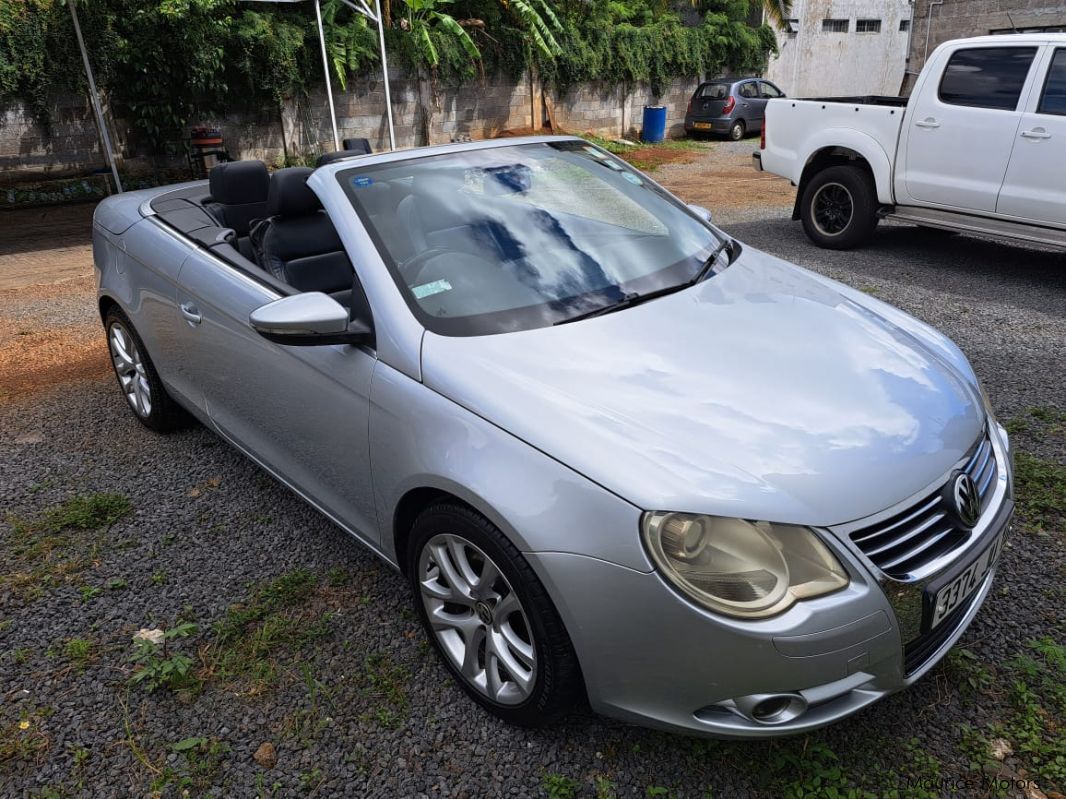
92, 136, 1014, 737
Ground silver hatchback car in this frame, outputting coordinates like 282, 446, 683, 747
93, 137, 1013, 737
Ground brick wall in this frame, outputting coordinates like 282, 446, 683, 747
0, 69, 699, 179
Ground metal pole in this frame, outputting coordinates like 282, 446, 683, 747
67, 0, 123, 192
314, 0, 341, 150
375, 0, 396, 150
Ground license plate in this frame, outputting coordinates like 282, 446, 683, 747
929, 531, 1004, 629
693, 122, 713, 130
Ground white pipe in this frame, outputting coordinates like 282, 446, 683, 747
315, 0, 341, 150
67, 0, 123, 192
375, 0, 396, 150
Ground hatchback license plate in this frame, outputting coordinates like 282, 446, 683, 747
929, 531, 1004, 629
693, 122, 713, 130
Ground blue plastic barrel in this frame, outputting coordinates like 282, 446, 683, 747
641, 105, 667, 143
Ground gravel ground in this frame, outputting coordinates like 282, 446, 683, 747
1, 186, 1064, 798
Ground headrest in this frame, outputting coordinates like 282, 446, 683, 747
342, 137, 372, 154
208, 160, 269, 205
315, 150, 360, 168
267, 167, 321, 218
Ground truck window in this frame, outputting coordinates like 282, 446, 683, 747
938, 47, 1038, 111
1038, 49, 1066, 115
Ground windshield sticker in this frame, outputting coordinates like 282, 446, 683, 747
412, 279, 453, 299
622, 172, 643, 185
351, 176, 374, 188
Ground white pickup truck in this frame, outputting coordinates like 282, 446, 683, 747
754, 33, 1066, 250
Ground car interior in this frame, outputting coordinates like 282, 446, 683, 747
147, 142, 376, 321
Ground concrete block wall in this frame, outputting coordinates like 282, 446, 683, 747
0, 70, 700, 180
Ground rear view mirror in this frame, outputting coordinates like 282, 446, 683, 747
250, 293, 372, 347
688, 204, 714, 225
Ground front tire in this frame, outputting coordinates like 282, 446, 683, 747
408, 503, 583, 727
104, 308, 186, 432
800, 165, 879, 250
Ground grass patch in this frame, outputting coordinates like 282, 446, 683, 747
997, 637, 1066, 786
0, 712, 50, 771
542, 773, 580, 799
581, 133, 709, 172
2, 493, 132, 601
1012, 451, 1066, 532
203, 569, 334, 693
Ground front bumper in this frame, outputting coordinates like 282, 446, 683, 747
529, 426, 1014, 738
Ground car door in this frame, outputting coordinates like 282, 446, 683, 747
996, 45, 1066, 226
737, 81, 762, 128
757, 81, 785, 128
172, 247, 380, 546
900, 45, 1039, 212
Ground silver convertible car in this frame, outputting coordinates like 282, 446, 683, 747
93, 136, 1014, 737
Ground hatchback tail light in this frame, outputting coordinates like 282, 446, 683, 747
723, 96, 736, 114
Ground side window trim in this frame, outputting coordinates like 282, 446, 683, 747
1037, 47, 1066, 116
937, 45, 1039, 111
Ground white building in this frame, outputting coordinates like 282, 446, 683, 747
764, 1, 913, 98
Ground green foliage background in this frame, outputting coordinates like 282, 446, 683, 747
0, 0, 775, 147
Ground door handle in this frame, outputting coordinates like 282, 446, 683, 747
915, 118, 940, 129
1021, 128, 1052, 140
180, 302, 202, 325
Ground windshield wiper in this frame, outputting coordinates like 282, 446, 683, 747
553, 239, 734, 326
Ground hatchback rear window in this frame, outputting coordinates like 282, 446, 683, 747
699, 83, 729, 99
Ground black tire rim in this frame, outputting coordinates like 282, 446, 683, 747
811, 182, 854, 237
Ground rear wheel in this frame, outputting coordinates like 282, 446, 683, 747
409, 502, 583, 726
104, 308, 186, 432
728, 120, 746, 141
800, 165, 879, 250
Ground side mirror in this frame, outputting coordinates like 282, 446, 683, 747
688, 203, 714, 225
250, 293, 373, 347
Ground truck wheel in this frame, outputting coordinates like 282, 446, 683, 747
800, 165, 878, 250
728, 120, 746, 141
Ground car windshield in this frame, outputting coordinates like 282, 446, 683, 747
338, 140, 726, 335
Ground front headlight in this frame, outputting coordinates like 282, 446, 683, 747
641, 513, 849, 618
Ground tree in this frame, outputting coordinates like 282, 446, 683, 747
760, 0, 792, 30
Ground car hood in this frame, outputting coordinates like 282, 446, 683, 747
420, 248, 985, 527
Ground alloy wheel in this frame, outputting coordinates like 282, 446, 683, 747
108, 322, 152, 418
811, 182, 854, 236
418, 533, 536, 705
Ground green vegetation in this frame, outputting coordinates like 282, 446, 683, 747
150, 736, 230, 795
998, 637, 1066, 785
2, 492, 132, 600
204, 569, 334, 692
1013, 452, 1066, 532
542, 772, 580, 799
128, 623, 199, 693
1, 0, 774, 150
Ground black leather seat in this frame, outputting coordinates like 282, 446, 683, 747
205, 160, 270, 259
250, 167, 354, 298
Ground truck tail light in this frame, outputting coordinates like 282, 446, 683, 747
723, 96, 736, 114
687, 98, 693, 114
761, 122, 767, 150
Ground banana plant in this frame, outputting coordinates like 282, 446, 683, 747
761, 0, 793, 30
501, 0, 562, 59
401, 0, 480, 67
321, 0, 378, 89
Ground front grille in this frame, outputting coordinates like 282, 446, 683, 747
850, 432, 997, 581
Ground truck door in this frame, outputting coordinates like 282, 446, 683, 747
996, 46, 1066, 226
900, 45, 1039, 212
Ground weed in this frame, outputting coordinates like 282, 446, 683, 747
542, 772, 580, 799
78, 586, 101, 603
358, 652, 410, 727
106, 578, 128, 591
0, 713, 50, 768
1000, 637, 1066, 785
151, 736, 230, 794
129, 623, 199, 692
326, 567, 349, 587
594, 776, 617, 799
298, 767, 325, 793
63, 638, 92, 666
944, 647, 994, 693
151, 571, 166, 586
